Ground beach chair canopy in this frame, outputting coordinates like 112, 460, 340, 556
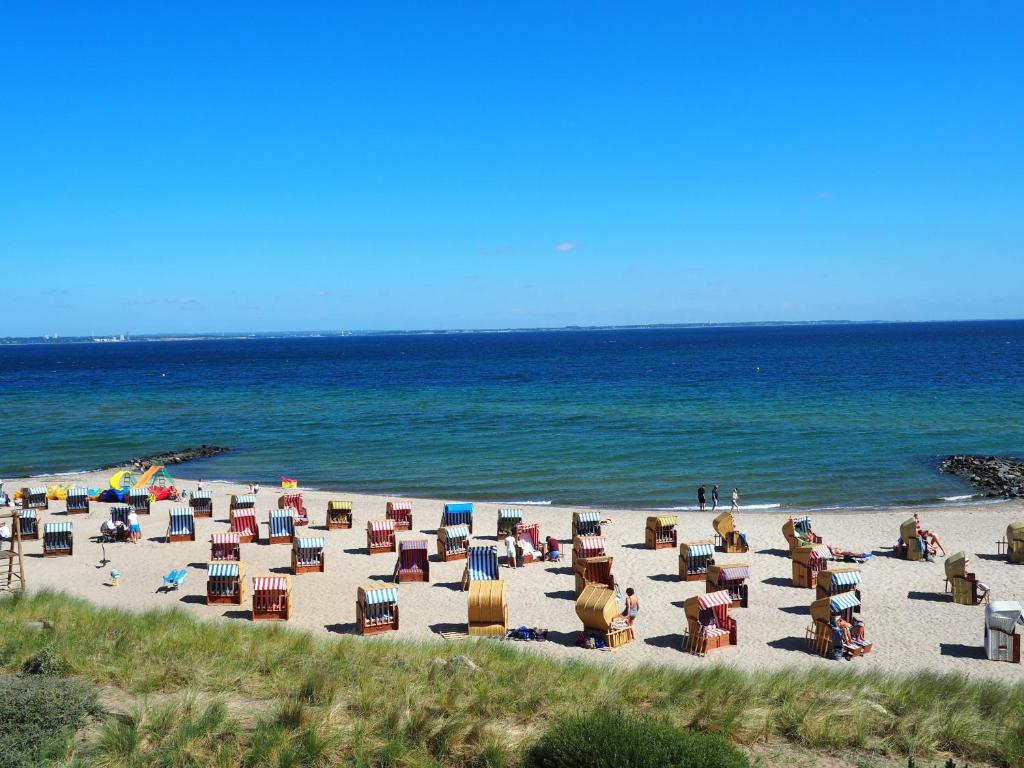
29, 486, 46, 496
129, 488, 148, 498
829, 592, 861, 612
713, 565, 750, 582
212, 532, 240, 545
443, 524, 470, 542
795, 544, 831, 564
575, 535, 606, 555
821, 569, 861, 590
900, 518, 917, 540
467, 546, 499, 581
369, 519, 395, 533
647, 514, 678, 528
192, 490, 212, 500
270, 509, 295, 536
1008, 522, 1024, 541
295, 536, 324, 550
793, 516, 813, 534
986, 601, 1022, 633
445, 503, 473, 514
254, 576, 289, 592
232, 495, 256, 507
944, 551, 967, 579
576, 511, 601, 523
329, 500, 353, 511
209, 562, 240, 578
683, 541, 715, 558
360, 586, 398, 606
443, 503, 473, 525
44, 521, 73, 533
20, 509, 36, 519
399, 538, 428, 552
67, 487, 87, 498
388, 501, 412, 511
698, 590, 733, 610
576, 584, 618, 632
498, 508, 522, 520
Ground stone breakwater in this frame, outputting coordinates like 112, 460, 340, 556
98, 445, 230, 470
940, 455, 1024, 498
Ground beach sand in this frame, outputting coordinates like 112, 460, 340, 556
6, 470, 1023, 682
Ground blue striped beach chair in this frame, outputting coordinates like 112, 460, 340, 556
189, 489, 213, 518
441, 502, 473, 533
437, 524, 470, 562
108, 505, 131, 541
816, 568, 862, 612
357, 585, 399, 634
461, 545, 499, 589
572, 510, 601, 538
809, 592, 871, 657
19, 509, 40, 540
22, 486, 48, 511
43, 522, 73, 557
679, 540, 715, 581
292, 536, 326, 574
394, 537, 429, 583
207, 561, 245, 605
269, 509, 295, 545
497, 508, 522, 536
166, 507, 196, 543
65, 487, 90, 515
128, 487, 151, 515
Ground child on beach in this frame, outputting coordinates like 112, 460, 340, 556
503, 533, 517, 568
127, 510, 141, 544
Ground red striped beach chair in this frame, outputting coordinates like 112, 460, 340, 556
386, 500, 413, 531
705, 563, 750, 608
211, 532, 242, 561
65, 487, 90, 515
514, 522, 546, 564
230, 508, 258, 544
128, 487, 151, 515
269, 509, 295, 545
279, 492, 308, 526
571, 535, 606, 568
367, 519, 397, 555
645, 515, 678, 550
394, 537, 430, 583
327, 500, 353, 530
43, 522, 73, 557
207, 561, 245, 605
685, 590, 737, 656
189, 490, 213, 518
792, 544, 832, 588
574, 555, 615, 597
292, 536, 325, 574
251, 575, 292, 621
166, 507, 196, 543
357, 585, 399, 635
437, 524, 469, 562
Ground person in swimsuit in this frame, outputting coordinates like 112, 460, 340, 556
621, 587, 639, 626
697, 485, 706, 511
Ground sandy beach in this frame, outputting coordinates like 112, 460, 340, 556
6, 470, 1023, 683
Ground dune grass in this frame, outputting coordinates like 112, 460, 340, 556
1, 590, 1022, 767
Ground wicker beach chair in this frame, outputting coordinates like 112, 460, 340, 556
441, 502, 473, 533
292, 536, 325, 574
230, 507, 258, 543
108, 505, 130, 541
327, 500, 353, 530
65, 487, 90, 515
684, 590, 737, 656
572, 510, 601, 538
984, 601, 1022, 663
268, 509, 295, 545
189, 490, 213, 518
514, 522, 546, 564
497, 508, 523, 536
705, 563, 750, 608
816, 568, 862, 611
679, 540, 715, 581
210, 532, 242, 561
461, 545, 500, 589
808, 593, 872, 658
21, 486, 48, 511
792, 544, 831, 588
571, 535, 607, 568
1002, 522, 1023, 564
386, 501, 413, 531
207, 561, 245, 605
394, 537, 429, 583
645, 515, 678, 550
574, 555, 615, 597
783, 516, 822, 554
366, 519, 397, 555
357, 585, 399, 635
128, 487, 151, 515
945, 551, 986, 605
43, 522, 73, 557
899, 517, 923, 561
230, 494, 256, 514
468, 580, 508, 636
278, 492, 308, 526
713, 511, 748, 553
18, 509, 40, 541
576, 584, 633, 649
437, 524, 469, 562
252, 575, 292, 621
166, 507, 196, 543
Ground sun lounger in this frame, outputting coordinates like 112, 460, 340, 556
207, 561, 245, 605
705, 563, 750, 608
572, 510, 601, 538
357, 585, 398, 634
128, 487, 151, 515
441, 502, 473, 533
571, 535, 606, 568
514, 522, 546, 564
18, 509, 40, 540
189, 490, 213, 518
576, 584, 633, 648
367, 519, 397, 555
279, 492, 308, 526
984, 601, 1021, 663
165, 507, 196, 543
898, 517, 924, 561
679, 540, 715, 581
437, 524, 470, 562
945, 551, 987, 605
1001, 522, 1023, 564
684, 590, 737, 656
386, 501, 413, 531
815, 568, 862, 611
394, 537, 429, 583
21, 486, 48, 511
713, 511, 748, 553
792, 544, 831, 588
210, 532, 242, 562
645, 515, 678, 550
292, 536, 325, 574
783, 516, 822, 554
252, 575, 292, 621
43, 522, 73, 557
65, 486, 90, 515
808, 593, 872, 658
161, 569, 187, 591
229, 508, 258, 544
268, 509, 295, 545
574, 554, 615, 597
327, 500, 353, 530
461, 545, 500, 589
497, 508, 523, 536
468, 580, 508, 636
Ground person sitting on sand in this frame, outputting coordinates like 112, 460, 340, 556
0, 520, 11, 543
545, 536, 561, 561
621, 587, 640, 626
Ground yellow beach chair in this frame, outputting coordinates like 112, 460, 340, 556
467, 580, 508, 636
713, 511, 748, 553
576, 584, 633, 649
645, 515, 678, 550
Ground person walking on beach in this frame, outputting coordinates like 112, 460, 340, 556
248, 483, 254, 495
622, 587, 640, 627
730, 487, 739, 512
197, 478, 204, 492
711, 485, 719, 511
698, 485, 706, 511
503, 533, 518, 569
127, 509, 141, 544
253, 483, 260, 495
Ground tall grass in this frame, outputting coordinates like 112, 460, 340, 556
2, 590, 1022, 767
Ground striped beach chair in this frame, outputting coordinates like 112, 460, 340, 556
441, 502, 473, 533
269, 509, 295, 545
357, 585, 399, 635
816, 568, 862, 612
327, 500, 353, 530
386, 500, 413, 531
497, 508, 522, 536
292, 536, 325, 574
808, 593, 871, 658
645, 515, 678, 550
783, 515, 822, 553
685, 590, 738, 656
792, 544, 832, 588
394, 537, 430, 583
706, 563, 750, 608
278, 492, 308, 526
468, 580, 508, 636
574, 555, 615, 597
22, 486, 48, 511
166, 507, 196, 543
43, 522, 73, 557
572, 510, 601, 538
128, 487, 151, 515
211, 532, 241, 561
230, 494, 256, 513
230, 507, 258, 544
18, 509, 40, 540
514, 522, 546, 564
251, 575, 292, 621
367, 519, 397, 555
679, 540, 715, 581
207, 561, 245, 605
437, 524, 469, 562
984, 601, 1022, 663
189, 490, 213, 518
108, 505, 130, 541
65, 486, 90, 515
461, 545, 499, 589
576, 584, 633, 648
571, 535, 606, 568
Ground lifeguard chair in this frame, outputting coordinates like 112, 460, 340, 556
574, 555, 615, 597
645, 515, 678, 550
985, 601, 1022, 663
22, 486, 48, 511
792, 544, 831, 588
684, 591, 737, 656
18, 509, 40, 541
207, 562, 245, 605
327, 500, 353, 530
357, 585, 399, 635
437, 525, 469, 562
945, 552, 987, 605
514, 522, 546, 564
292, 537, 325, 574
468, 580, 508, 636
367, 519, 397, 555
394, 537, 430, 583
816, 568, 862, 611
189, 490, 213, 518
705, 564, 750, 608
43, 522, 73, 557
252, 575, 292, 621
783, 516, 821, 554
65, 487, 90, 515
571, 535, 606, 568
713, 511, 748, 553
998, 522, 1023, 564
386, 501, 413, 531
497, 508, 522, 536
572, 511, 601, 538
441, 502, 473, 533
268, 509, 295, 545
278, 492, 308, 526
210, 532, 241, 561
679, 540, 715, 581
576, 584, 633, 649
127, 488, 151, 515
808, 593, 872, 658
166, 507, 196, 543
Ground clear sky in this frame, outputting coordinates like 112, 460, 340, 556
2, 3, 1022, 336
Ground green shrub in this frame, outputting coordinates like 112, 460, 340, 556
530, 710, 749, 768
0, 675, 99, 768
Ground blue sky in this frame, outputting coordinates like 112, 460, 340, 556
2, 3, 1022, 335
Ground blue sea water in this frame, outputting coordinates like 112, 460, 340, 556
1, 321, 1022, 511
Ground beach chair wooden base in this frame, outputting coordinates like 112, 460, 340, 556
207, 587, 244, 605
269, 534, 294, 546
43, 547, 72, 558
327, 517, 352, 530
687, 627, 735, 656
292, 557, 324, 575
792, 562, 819, 589
368, 542, 396, 555
468, 622, 507, 637
235, 533, 257, 544
356, 602, 399, 635
167, 532, 196, 544
252, 604, 291, 621
397, 569, 428, 583
20, 530, 41, 541
439, 550, 467, 563
390, 519, 412, 532
679, 568, 706, 582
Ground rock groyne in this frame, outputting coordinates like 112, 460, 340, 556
98, 445, 230, 470
940, 454, 1024, 498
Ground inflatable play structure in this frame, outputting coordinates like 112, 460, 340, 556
97, 466, 178, 503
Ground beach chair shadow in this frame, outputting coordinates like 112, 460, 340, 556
26, 553, 44, 559
222, 610, 250, 620
541, 630, 580, 647
325, 622, 358, 635
939, 642, 986, 659
907, 590, 948, 603
187, 562, 206, 569
435, 581, 465, 592
779, 605, 808, 615
762, 576, 795, 587
269, 566, 291, 575
647, 573, 678, 583
622, 543, 647, 550
368, 573, 395, 583
544, 589, 576, 601
179, 594, 206, 605
756, 547, 790, 558
421, 529, 438, 536
545, 566, 574, 577
973, 552, 1004, 561
343, 547, 366, 556
146, 536, 165, 543
670, 600, 686, 609
429, 622, 465, 635
644, 633, 684, 650
767, 636, 807, 652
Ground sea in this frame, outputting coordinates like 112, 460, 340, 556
1, 321, 1022, 512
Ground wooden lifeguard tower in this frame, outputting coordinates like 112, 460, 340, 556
1, 510, 26, 593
